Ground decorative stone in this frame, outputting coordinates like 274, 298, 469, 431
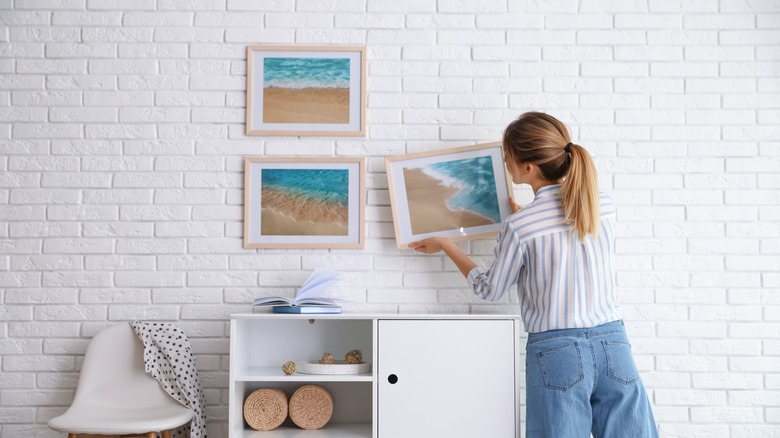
345, 353, 360, 364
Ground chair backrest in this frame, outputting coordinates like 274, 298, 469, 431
73, 323, 178, 408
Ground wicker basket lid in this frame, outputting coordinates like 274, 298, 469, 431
289, 384, 334, 430
243, 388, 288, 431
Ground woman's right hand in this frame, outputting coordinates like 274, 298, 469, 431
510, 197, 523, 214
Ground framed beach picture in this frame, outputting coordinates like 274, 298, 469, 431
385, 142, 514, 250
244, 157, 365, 249
246, 45, 367, 137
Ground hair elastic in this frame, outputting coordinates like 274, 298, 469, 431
564, 142, 572, 153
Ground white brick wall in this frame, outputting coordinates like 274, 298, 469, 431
1, 1, 778, 437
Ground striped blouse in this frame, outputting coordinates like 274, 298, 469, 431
467, 184, 622, 333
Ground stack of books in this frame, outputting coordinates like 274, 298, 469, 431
252, 267, 343, 314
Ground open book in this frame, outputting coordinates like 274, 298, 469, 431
253, 267, 343, 308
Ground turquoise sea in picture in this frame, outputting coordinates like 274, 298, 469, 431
263, 58, 350, 89
426, 156, 501, 223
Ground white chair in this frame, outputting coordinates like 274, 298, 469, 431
48, 323, 194, 438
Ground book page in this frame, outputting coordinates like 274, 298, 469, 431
296, 267, 341, 301
252, 296, 294, 306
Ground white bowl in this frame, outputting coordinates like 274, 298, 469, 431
295, 360, 371, 375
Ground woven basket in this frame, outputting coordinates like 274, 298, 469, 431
289, 384, 334, 430
243, 388, 288, 431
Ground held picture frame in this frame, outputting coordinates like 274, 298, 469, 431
385, 142, 514, 250
246, 45, 367, 137
244, 157, 365, 249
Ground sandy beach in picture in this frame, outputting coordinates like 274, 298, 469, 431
263, 87, 349, 124
260, 168, 349, 236
403, 167, 495, 236
261, 188, 348, 236
262, 57, 351, 124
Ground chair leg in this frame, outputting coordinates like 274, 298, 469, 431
162, 431, 172, 438
68, 434, 77, 438
146, 433, 157, 438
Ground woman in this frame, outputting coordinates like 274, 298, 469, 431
410, 112, 658, 437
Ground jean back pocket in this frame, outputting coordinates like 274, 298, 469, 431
537, 341, 584, 391
602, 340, 640, 385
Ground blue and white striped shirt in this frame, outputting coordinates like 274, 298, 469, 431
467, 184, 622, 333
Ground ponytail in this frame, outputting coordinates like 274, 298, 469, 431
502, 112, 600, 241
560, 143, 600, 240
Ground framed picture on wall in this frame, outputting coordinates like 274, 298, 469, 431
244, 157, 365, 249
246, 45, 367, 137
385, 142, 514, 250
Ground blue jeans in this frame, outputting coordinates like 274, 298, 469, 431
525, 321, 658, 438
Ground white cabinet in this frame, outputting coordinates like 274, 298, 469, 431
377, 319, 516, 438
229, 314, 520, 438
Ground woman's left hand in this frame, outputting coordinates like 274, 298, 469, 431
409, 237, 448, 254
409, 237, 477, 278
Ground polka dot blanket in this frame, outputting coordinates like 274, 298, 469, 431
130, 321, 207, 438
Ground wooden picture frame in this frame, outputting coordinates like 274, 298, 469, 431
244, 157, 365, 249
246, 45, 367, 137
385, 142, 514, 250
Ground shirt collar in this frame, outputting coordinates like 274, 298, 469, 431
534, 184, 562, 199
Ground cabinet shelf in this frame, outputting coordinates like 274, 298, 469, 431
235, 366, 373, 382
239, 423, 370, 438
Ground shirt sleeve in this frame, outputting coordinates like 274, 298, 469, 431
467, 221, 524, 302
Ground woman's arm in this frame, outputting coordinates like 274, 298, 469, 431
411, 219, 524, 302
409, 198, 522, 279
408, 237, 476, 278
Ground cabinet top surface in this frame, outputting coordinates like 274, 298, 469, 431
230, 312, 520, 320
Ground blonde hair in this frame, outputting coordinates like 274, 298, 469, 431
502, 112, 600, 240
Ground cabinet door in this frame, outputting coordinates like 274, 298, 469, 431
377, 319, 516, 438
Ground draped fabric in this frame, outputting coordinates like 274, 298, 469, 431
130, 322, 207, 438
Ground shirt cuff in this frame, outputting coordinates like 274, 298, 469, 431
467, 267, 483, 288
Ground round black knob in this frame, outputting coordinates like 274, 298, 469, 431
388, 374, 398, 384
